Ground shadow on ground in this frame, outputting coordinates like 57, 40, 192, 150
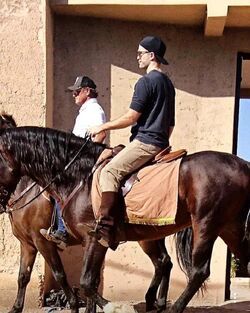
134, 301, 250, 313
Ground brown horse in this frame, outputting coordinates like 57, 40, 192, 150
0, 117, 173, 313
0, 114, 80, 313
0, 126, 249, 313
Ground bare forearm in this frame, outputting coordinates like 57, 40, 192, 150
90, 109, 141, 135
101, 115, 134, 131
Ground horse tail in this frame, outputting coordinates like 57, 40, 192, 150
175, 227, 193, 279
175, 227, 207, 292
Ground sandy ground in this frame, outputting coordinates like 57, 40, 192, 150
0, 278, 248, 313
0, 301, 249, 313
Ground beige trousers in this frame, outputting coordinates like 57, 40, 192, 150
100, 139, 162, 192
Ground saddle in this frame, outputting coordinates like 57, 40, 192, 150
92, 145, 186, 225
92, 145, 187, 196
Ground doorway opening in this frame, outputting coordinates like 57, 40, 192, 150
233, 52, 250, 159
225, 52, 250, 301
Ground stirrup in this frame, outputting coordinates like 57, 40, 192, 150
40, 228, 67, 250
87, 220, 101, 237
56, 241, 67, 250
88, 220, 100, 236
86, 221, 110, 248
40, 227, 53, 241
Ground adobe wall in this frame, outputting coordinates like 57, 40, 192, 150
0, 0, 47, 306
1, 1, 250, 309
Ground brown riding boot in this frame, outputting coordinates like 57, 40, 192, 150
88, 191, 119, 251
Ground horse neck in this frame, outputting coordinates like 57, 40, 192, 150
0, 127, 105, 202
20, 146, 103, 202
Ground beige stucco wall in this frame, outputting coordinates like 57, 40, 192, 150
0, 0, 48, 307
1, 0, 250, 309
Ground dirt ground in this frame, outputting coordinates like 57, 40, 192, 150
0, 301, 249, 313
0, 278, 248, 313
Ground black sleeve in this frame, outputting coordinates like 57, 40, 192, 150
130, 77, 150, 113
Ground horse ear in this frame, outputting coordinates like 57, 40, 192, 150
9, 115, 17, 127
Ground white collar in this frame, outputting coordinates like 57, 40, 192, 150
79, 98, 98, 112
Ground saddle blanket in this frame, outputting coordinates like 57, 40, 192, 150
91, 158, 182, 226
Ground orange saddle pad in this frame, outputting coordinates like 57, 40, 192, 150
91, 158, 182, 226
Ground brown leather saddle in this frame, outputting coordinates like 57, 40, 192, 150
93, 145, 187, 196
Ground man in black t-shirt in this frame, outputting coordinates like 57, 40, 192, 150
88, 36, 175, 250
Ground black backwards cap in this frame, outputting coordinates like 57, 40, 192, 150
139, 36, 169, 65
66, 76, 97, 91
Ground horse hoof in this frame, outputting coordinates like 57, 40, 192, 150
157, 299, 171, 312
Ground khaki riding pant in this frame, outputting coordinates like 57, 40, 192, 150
100, 139, 162, 192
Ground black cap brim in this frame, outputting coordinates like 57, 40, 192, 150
65, 85, 80, 92
157, 55, 169, 65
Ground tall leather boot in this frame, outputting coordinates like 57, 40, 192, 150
88, 191, 119, 251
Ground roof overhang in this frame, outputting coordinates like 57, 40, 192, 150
50, 1, 250, 37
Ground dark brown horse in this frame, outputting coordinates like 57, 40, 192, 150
0, 118, 173, 313
0, 126, 249, 313
0, 114, 80, 313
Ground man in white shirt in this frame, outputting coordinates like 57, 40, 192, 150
40, 76, 106, 244
70, 76, 106, 142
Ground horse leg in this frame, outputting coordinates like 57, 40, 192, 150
83, 297, 96, 313
139, 239, 172, 312
169, 228, 216, 313
8, 243, 37, 313
157, 239, 173, 312
36, 240, 79, 313
84, 277, 102, 313
220, 226, 249, 277
80, 238, 109, 313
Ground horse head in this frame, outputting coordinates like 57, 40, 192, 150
0, 147, 21, 213
0, 114, 19, 213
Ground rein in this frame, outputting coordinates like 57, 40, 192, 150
6, 136, 91, 212
7, 182, 37, 209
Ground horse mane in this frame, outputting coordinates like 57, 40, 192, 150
0, 127, 105, 192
